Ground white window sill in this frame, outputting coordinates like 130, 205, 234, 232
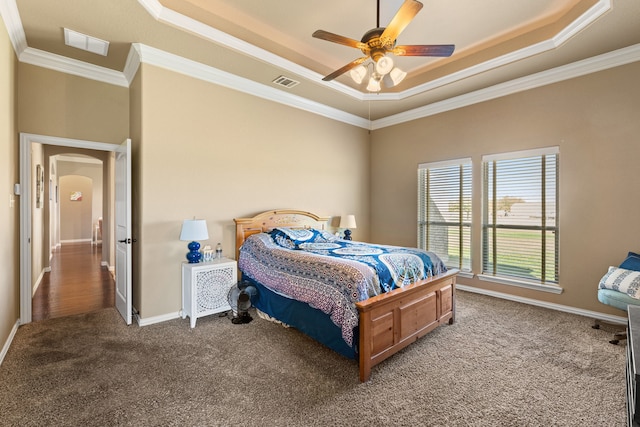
455, 270, 474, 280
476, 274, 563, 294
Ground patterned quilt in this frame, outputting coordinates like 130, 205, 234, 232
238, 228, 447, 348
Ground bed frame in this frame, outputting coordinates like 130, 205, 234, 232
234, 209, 457, 382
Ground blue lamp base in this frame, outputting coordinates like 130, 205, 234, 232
343, 229, 352, 241
186, 241, 202, 263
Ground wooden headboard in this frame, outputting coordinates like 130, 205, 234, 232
233, 209, 331, 261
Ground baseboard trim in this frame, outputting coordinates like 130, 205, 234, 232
457, 284, 627, 325
136, 286, 626, 327
136, 311, 181, 327
32, 267, 49, 297
0, 320, 20, 366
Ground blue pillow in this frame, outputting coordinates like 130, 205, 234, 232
619, 251, 640, 272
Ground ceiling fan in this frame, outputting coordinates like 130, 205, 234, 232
312, 0, 455, 91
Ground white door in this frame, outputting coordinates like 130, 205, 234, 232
115, 139, 132, 324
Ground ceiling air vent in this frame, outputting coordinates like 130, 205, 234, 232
64, 28, 109, 56
272, 76, 300, 89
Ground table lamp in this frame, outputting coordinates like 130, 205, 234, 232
339, 215, 356, 241
180, 219, 209, 263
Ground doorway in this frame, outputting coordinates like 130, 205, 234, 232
32, 154, 112, 321
19, 133, 131, 325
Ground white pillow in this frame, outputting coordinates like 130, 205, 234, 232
599, 266, 640, 299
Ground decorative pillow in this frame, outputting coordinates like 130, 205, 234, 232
599, 266, 640, 299
312, 229, 340, 243
619, 251, 640, 272
269, 228, 336, 249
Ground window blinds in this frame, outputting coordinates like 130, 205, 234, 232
482, 147, 559, 283
418, 158, 472, 271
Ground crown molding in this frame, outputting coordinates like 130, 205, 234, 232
0, 0, 27, 54
372, 43, 640, 129
132, 44, 370, 129
19, 47, 129, 87
123, 44, 141, 85
555, 0, 611, 42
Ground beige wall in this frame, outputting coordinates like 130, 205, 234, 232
18, 63, 129, 144
59, 175, 94, 241
134, 64, 370, 318
57, 161, 103, 241
370, 61, 640, 315
0, 17, 19, 354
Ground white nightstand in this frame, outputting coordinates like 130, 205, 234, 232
181, 258, 238, 328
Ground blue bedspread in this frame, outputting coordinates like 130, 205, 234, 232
238, 228, 447, 349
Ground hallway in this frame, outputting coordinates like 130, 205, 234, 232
32, 243, 115, 322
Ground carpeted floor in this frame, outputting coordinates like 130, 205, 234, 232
0, 290, 627, 426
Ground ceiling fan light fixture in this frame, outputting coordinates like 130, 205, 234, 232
375, 55, 394, 75
366, 73, 382, 92
313, 0, 454, 92
349, 65, 368, 84
383, 67, 407, 87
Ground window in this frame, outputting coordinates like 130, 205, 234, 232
482, 147, 559, 284
418, 158, 472, 272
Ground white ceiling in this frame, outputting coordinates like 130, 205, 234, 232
2, 0, 640, 127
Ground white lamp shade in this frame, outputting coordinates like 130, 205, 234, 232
375, 56, 394, 75
349, 65, 367, 84
180, 219, 209, 241
339, 215, 357, 229
383, 67, 407, 87
366, 75, 381, 92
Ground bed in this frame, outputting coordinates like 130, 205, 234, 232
234, 209, 458, 382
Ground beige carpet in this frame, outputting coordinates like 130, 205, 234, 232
0, 290, 626, 426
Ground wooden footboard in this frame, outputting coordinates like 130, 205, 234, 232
356, 269, 457, 382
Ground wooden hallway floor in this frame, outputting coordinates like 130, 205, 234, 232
32, 243, 115, 322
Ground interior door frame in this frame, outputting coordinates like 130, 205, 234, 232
19, 133, 121, 325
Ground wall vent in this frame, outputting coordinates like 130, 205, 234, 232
272, 75, 300, 88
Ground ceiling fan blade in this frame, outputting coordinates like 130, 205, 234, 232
393, 44, 455, 57
380, 0, 423, 47
322, 57, 368, 81
312, 30, 367, 50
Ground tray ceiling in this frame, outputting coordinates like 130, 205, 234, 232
3, 0, 640, 126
